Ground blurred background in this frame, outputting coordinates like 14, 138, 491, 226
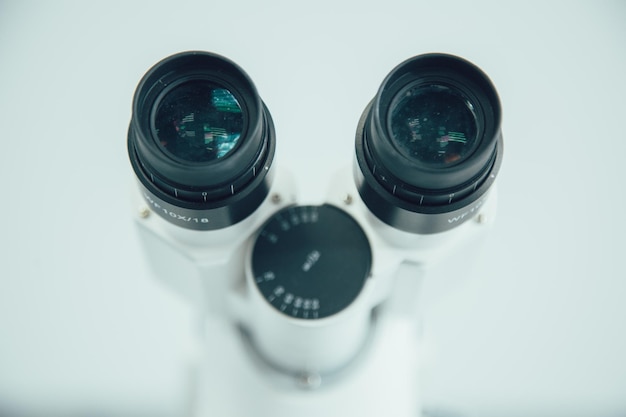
1, 0, 625, 416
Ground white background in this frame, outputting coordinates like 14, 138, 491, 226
1, 1, 625, 416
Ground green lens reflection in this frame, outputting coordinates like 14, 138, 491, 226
155, 81, 243, 163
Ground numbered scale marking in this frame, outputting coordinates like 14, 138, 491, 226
251, 205, 372, 320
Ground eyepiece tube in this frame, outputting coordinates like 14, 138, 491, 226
355, 53, 503, 234
128, 51, 276, 230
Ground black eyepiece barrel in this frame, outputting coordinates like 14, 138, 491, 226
128, 51, 275, 230
355, 53, 503, 234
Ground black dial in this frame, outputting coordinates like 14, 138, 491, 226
251, 204, 372, 320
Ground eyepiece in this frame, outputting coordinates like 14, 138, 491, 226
128, 51, 275, 230
355, 53, 503, 234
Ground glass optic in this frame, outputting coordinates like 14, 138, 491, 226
389, 84, 478, 166
154, 81, 244, 163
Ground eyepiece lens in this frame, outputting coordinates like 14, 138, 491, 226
389, 84, 478, 166
154, 80, 244, 163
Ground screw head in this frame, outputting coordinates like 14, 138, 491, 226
138, 206, 150, 219
296, 372, 321, 390
271, 193, 282, 204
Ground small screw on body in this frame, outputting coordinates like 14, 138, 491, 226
296, 372, 322, 390
138, 206, 150, 219
343, 194, 353, 205
476, 213, 487, 224
271, 193, 282, 204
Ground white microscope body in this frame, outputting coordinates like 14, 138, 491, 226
133, 166, 498, 416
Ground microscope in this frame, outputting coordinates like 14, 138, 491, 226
127, 51, 503, 416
